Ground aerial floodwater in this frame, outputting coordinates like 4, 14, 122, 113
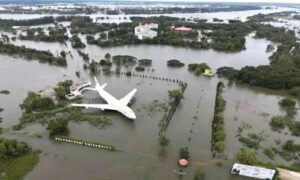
0, 1, 300, 180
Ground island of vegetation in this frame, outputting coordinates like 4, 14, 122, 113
188, 63, 211, 75
0, 139, 39, 179
0, 41, 67, 66
217, 13, 300, 98
112, 55, 137, 66
167, 59, 185, 67
135, 66, 145, 72
19, 25, 69, 43
0, 90, 10, 95
138, 59, 152, 66
13, 80, 112, 131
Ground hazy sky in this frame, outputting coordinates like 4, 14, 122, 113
149, 0, 300, 3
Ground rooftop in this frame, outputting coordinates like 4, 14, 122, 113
231, 163, 275, 180
173, 26, 192, 31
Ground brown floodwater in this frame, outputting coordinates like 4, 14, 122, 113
0, 25, 299, 180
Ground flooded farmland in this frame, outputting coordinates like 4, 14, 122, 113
0, 8, 300, 180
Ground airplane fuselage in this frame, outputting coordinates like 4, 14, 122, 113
71, 77, 137, 119
94, 83, 136, 119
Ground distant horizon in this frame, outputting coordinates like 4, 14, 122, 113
0, 0, 299, 5
129, 0, 300, 4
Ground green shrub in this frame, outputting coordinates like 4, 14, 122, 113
54, 80, 73, 100
235, 149, 257, 165
194, 168, 205, 180
135, 66, 145, 72
179, 147, 190, 160
20, 92, 56, 113
188, 63, 210, 75
214, 141, 225, 152
288, 122, 300, 136
46, 119, 68, 137
279, 98, 296, 108
167, 59, 185, 67
264, 148, 275, 159
0, 90, 10, 94
0, 139, 30, 159
270, 116, 287, 130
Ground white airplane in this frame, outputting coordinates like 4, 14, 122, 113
71, 77, 137, 119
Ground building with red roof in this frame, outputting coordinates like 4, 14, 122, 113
171, 26, 192, 33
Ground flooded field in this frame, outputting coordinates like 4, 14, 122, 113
0, 8, 299, 180
0, 7, 294, 23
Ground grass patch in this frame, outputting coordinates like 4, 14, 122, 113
270, 116, 287, 131
142, 100, 168, 117
0, 152, 39, 180
264, 148, 275, 160
13, 107, 112, 130
238, 133, 264, 150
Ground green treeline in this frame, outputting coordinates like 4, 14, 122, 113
159, 83, 187, 134
20, 26, 69, 43
70, 35, 86, 48
118, 5, 261, 15
70, 16, 250, 52
212, 81, 226, 154
0, 16, 75, 29
217, 23, 300, 92
70, 16, 118, 34
0, 41, 67, 66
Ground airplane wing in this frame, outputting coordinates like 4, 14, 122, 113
71, 103, 115, 111
119, 88, 137, 105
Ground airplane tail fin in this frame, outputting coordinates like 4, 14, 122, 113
94, 76, 107, 89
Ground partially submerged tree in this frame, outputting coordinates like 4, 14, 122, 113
194, 168, 206, 180
47, 119, 68, 137
158, 135, 169, 148
235, 148, 257, 165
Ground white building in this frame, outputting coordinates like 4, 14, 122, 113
231, 163, 275, 180
66, 81, 91, 100
134, 23, 158, 40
